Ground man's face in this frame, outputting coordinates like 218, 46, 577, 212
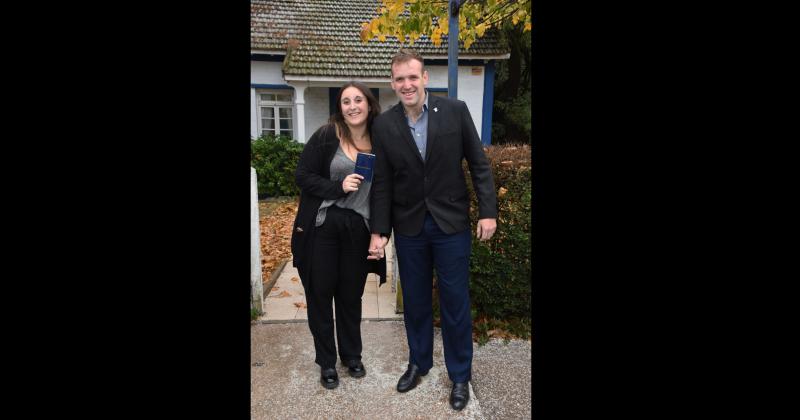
390, 59, 428, 109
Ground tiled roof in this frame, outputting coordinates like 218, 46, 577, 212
251, 0, 510, 78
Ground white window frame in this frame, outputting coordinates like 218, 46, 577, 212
257, 89, 294, 138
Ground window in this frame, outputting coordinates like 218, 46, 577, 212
258, 90, 293, 138
429, 90, 448, 98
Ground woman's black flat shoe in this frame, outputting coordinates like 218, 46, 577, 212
344, 360, 366, 378
320, 367, 339, 389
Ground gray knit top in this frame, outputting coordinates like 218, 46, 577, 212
315, 145, 371, 229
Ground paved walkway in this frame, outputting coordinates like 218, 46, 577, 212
259, 238, 402, 322
252, 239, 532, 419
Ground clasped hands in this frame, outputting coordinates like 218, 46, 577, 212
367, 234, 389, 260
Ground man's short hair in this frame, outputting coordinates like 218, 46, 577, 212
391, 48, 426, 74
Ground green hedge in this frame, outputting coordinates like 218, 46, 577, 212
466, 144, 531, 320
251, 134, 304, 197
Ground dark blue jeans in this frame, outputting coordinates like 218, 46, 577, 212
395, 212, 473, 383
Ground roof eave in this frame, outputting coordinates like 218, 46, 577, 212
251, 49, 286, 55
422, 53, 511, 60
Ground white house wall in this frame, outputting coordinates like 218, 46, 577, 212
251, 61, 285, 85
304, 87, 331, 140
425, 65, 485, 139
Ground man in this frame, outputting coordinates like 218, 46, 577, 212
369, 48, 497, 411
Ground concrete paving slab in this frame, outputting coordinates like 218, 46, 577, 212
262, 254, 401, 322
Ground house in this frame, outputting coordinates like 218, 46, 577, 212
251, 0, 510, 144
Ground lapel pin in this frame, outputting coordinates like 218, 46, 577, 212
433, 107, 438, 112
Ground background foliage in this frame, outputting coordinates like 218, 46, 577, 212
251, 134, 304, 197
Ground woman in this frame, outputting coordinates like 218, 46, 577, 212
291, 82, 389, 389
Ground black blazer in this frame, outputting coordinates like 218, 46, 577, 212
370, 95, 497, 237
291, 125, 387, 287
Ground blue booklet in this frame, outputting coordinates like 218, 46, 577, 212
354, 152, 376, 183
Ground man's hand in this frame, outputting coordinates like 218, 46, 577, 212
476, 218, 497, 241
367, 233, 389, 260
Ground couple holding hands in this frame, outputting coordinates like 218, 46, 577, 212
291, 48, 497, 411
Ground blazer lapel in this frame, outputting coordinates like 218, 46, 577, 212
391, 104, 424, 165
425, 94, 441, 162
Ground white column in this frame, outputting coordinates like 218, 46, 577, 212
250, 88, 259, 139
289, 82, 307, 142
251, 167, 264, 314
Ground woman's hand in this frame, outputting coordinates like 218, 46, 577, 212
342, 173, 364, 193
367, 234, 389, 260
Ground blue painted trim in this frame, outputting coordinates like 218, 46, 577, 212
370, 88, 380, 106
481, 62, 495, 145
251, 54, 285, 62
425, 59, 489, 66
329, 87, 338, 116
251, 84, 292, 90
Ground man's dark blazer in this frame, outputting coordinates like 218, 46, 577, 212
370, 94, 497, 237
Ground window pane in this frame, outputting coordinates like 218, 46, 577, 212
261, 107, 274, 119
279, 119, 291, 129
262, 119, 274, 130
279, 107, 292, 118
260, 94, 275, 102
276, 94, 292, 102
280, 130, 293, 138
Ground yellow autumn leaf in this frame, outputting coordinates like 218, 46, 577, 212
512, 14, 519, 25
378, 33, 386, 42
439, 18, 448, 34
464, 35, 474, 50
476, 23, 487, 37
524, 21, 531, 31
431, 27, 442, 46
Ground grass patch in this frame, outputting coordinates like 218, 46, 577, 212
258, 196, 298, 218
251, 307, 261, 322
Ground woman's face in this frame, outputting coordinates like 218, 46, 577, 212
340, 86, 370, 129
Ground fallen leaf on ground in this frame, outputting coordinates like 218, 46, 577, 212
293, 302, 307, 308
290, 276, 299, 282
258, 199, 299, 286
276, 290, 291, 298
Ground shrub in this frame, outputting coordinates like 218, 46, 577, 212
251, 134, 304, 197
465, 144, 531, 320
